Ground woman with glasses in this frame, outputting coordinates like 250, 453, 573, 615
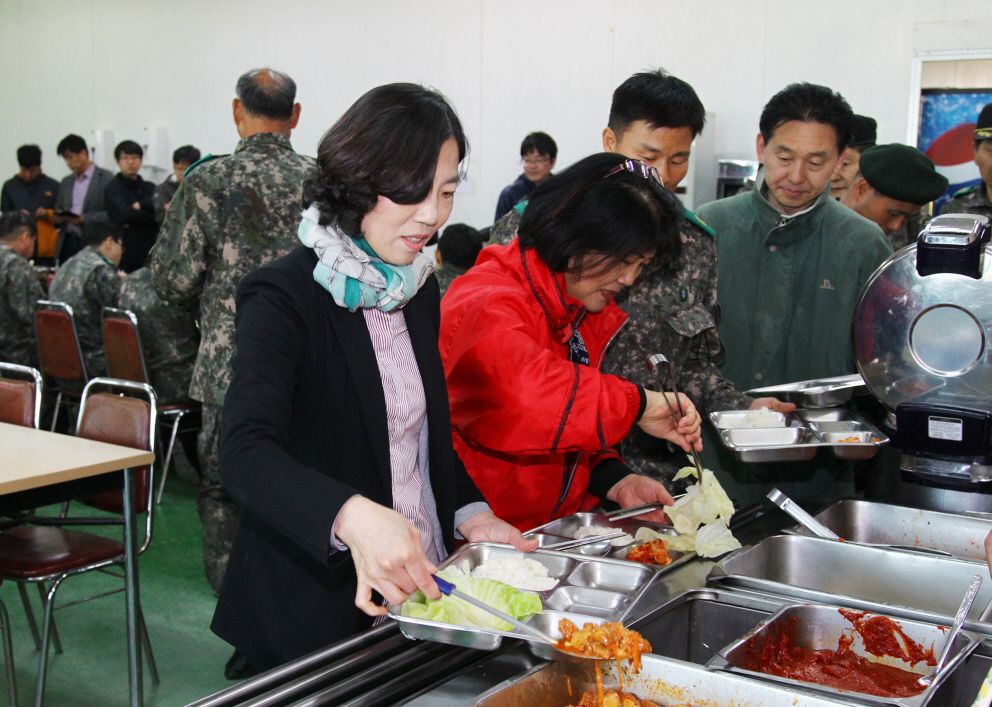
440, 153, 704, 533
213, 83, 535, 673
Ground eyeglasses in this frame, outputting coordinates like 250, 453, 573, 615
521, 157, 551, 166
602, 159, 658, 181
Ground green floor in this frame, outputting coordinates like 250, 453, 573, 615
0, 475, 235, 707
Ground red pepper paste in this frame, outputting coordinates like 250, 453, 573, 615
839, 609, 936, 666
740, 614, 935, 697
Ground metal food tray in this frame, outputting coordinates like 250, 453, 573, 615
709, 409, 889, 463
708, 535, 992, 632
525, 511, 696, 567
785, 500, 992, 561
389, 542, 663, 650
708, 603, 979, 707
469, 652, 863, 707
746, 373, 867, 408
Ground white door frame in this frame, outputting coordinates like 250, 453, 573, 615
908, 49, 992, 145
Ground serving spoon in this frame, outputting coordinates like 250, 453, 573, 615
919, 574, 982, 687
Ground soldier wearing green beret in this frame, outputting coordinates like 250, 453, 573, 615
839, 143, 948, 249
939, 103, 992, 221
830, 114, 877, 199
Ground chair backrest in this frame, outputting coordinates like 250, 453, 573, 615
75, 378, 158, 551
35, 300, 87, 382
0, 362, 43, 428
102, 308, 149, 385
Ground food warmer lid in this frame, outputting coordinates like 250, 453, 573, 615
853, 214, 992, 416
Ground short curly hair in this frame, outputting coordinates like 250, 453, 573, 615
303, 83, 468, 240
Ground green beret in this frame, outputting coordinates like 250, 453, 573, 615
977, 103, 992, 141
860, 144, 948, 205
850, 115, 877, 148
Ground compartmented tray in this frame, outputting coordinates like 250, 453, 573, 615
525, 511, 696, 567
708, 535, 992, 631
708, 603, 979, 707
709, 408, 890, 463
785, 500, 992, 561
746, 373, 868, 408
388, 542, 664, 650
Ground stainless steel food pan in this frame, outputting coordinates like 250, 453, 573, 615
746, 373, 867, 408
708, 535, 992, 629
468, 653, 869, 707
787, 500, 992, 561
710, 603, 979, 707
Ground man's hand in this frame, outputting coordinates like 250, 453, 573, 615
636, 391, 703, 452
34, 207, 49, 220
748, 397, 796, 414
132, 201, 141, 210
457, 512, 538, 552
335, 496, 440, 617
985, 530, 992, 580
606, 473, 675, 524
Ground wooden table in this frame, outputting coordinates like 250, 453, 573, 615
0, 422, 155, 707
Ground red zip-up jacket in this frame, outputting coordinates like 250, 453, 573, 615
439, 241, 645, 532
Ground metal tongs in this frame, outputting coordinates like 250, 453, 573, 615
647, 353, 704, 477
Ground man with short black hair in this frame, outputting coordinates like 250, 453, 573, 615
840, 144, 947, 248
48, 221, 122, 378
154, 145, 201, 225
829, 114, 877, 199
0, 211, 44, 367
149, 67, 314, 609
53, 134, 114, 264
939, 103, 992, 220
1, 145, 61, 264
434, 223, 482, 296
105, 140, 158, 273
494, 132, 557, 221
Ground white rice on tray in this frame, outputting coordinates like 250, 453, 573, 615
460, 554, 558, 591
573, 526, 634, 547
718, 408, 785, 429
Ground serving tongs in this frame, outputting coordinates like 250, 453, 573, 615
647, 353, 704, 478
541, 531, 628, 551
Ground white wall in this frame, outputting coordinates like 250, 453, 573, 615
1, 0, 990, 226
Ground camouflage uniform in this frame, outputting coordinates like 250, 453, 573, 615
939, 184, 992, 220
148, 132, 314, 594
434, 264, 467, 297
48, 247, 120, 378
489, 207, 751, 484
118, 267, 199, 404
888, 211, 925, 251
0, 244, 44, 368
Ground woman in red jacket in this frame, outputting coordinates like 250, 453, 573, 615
440, 153, 703, 532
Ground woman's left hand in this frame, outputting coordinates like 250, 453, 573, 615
606, 473, 675, 525
458, 512, 540, 552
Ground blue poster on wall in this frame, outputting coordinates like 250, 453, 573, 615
919, 89, 992, 213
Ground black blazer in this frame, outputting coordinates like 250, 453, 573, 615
211, 246, 485, 671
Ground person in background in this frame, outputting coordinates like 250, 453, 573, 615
154, 145, 201, 225
148, 68, 314, 632
494, 131, 557, 222
839, 144, 947, 249
939, 103, 992, 220
0, 211, 44, 368
433, 223, 481, 296
48, 221, 122, 378
52, 134, 114, 264
490, 70, 792, 486
106, 140, 158, 273
1, 145, 60, 265
829, 114, 877, 199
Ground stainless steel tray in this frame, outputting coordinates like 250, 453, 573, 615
709, 603, 979, 707
708, 535, 992, 632
525, 511, 696, 567
785, 500, 992, 561
389, 542, 663, 650
469, 652, 864, 707
746, 373, 868, 408
709, 409, 889, 463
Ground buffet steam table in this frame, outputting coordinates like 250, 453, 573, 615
0, 421, 156, 707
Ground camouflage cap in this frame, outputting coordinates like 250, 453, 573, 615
977, 103, 992, 142
860, 143, 948, 205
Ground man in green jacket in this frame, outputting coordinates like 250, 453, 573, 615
696, 83, 892, 503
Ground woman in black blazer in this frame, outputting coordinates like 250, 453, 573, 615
212, 84, 534, 672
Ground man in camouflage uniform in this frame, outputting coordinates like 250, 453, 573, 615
434, 223, 482, 296
939, 103, 992, 221
491, 70, 791, 484
148, 68, 314, 596
0, 211, 44, 368
48, 221, 122, 378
